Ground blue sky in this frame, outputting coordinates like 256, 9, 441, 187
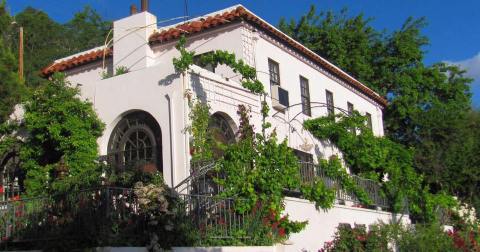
6, 0, 480, 106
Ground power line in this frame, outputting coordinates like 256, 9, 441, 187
184, 0, 189, 23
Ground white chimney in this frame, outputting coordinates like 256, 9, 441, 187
112, 2, 156, 72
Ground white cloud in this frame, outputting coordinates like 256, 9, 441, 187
448, 52, 480, 81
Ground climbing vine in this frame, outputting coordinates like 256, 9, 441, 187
304, 112, 456, 221
172, 35, 264, 95
20, 73, 105, 196
173, 35, 339, 243
320, 156, 372, 205
187, 100, 214, 162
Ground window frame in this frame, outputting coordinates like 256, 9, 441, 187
300, 76, 311, 116
326, 90, 334, 116
366, 112, 373, 130
268, 58, 280, 87
193, 51, 216, 73
347, 102, 354, 115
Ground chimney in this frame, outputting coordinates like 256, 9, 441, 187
113, 1, 156, 71
140, 0, 149, 12
130, 4, 138, 15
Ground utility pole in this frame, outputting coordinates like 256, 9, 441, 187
18, 26, 23, 81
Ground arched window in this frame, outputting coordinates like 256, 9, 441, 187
0, 151, 24, 200
209, 113, 236, 145
108, 111, 162, 174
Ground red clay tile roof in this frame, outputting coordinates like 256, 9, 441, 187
41, 47, 112, 76
149, 6, 387, 107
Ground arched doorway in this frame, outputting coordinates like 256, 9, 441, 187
107, 111, 162, 174
191, 112, 237, 195
209, 112, 237, 158
0, 151, 24, 200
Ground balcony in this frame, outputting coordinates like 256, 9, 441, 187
177, 160, 391, 211
0, 159, 396, 248
296, 161, 389, 210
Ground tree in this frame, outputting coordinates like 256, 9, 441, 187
10, 7, 69, 87
64, 6, 111, 53
0, 1, 22, 124
20, 73, 104, 196
7, 5, 111, 87
279, 5, 475, 211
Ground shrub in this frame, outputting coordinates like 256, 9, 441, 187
321, 224, 389, 252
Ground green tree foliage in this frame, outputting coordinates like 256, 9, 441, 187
20, 73, 104, 196
304, 113, 456, 222
0, 1, 23, 124
0, 0, 12, 41
420, 110, 480, 214
3, 4, 111, 87
11, 7, 70, 86
279, 5, 475, 213
64, 6, 111, 53
0, 36, 22, 124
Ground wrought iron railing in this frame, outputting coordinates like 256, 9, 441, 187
298, 161, 389, 209
0, 187, 146, 248
177, 160, 390, 210
178, 194, 251, 240
0, 186, 252, 248
174, 160, 221, 195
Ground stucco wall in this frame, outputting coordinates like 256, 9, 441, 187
284, 197, 409, 252
63, 21, 248, 187
249, 23, 384, 161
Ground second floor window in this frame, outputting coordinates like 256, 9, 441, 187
268, 59, 280, 87
193, 52, 215, 73
347, 102, 354, 115
326, 90, 334, 116
347, 102, 355, 134
300, 76, 311, 116
366, 112, 373, 130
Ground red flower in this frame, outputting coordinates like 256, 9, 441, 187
278, 227, 286, 237
271, 221, 279, 230
356, 235, 366, 241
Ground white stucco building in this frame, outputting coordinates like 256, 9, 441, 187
39, 3, 403, 251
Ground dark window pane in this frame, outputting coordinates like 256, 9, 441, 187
268, 59, 280, 86
326, 90, 334, 116
347, 102, 354, 115
300, 76, 311, 116
193, 52, 215, 72
366, 113, 373, 130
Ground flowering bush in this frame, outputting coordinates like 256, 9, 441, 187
320, 224, 389, 252
132, 173, 200, 251
321, 222, 480, 252
447, 228, 480, 252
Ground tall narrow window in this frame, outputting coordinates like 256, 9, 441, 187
268, 59, 280, 87
300, 76, 311, 116
347, 102, 354, 115
366, 112, 373, 130
326, 90, 334, 116
347, 102, 355, 134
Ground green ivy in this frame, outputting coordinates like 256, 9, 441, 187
187, 100, 214, 162
172, 36, 195, 74
174, 36, 339, 243
20, 73, 105, 196
304, 112, 456, 222
301, 177, 336, 210
172, 35, 264, 95
320, 156, 372, 205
